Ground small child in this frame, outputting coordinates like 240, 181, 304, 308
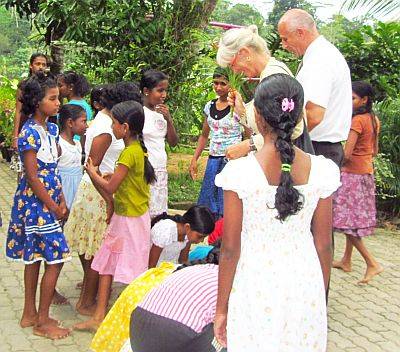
58, 104, 88, 210
148, 206, 215, 268
74, 100, 156, 332
189, 67, 243, 219
6, 72, 71, 339
141, 69, 179, 217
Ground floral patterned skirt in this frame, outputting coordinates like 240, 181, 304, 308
63, 176, 107, 259
333, 172, 376, 237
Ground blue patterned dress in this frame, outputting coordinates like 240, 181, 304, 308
6, 118, 71, 264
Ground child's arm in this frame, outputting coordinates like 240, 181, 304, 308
24, 150, 66, 220
85, 157, 128, 195
189, 117, 210, 180
148, 244, 163, 268
178, 242, 191, 264
311, 197, 333, 292
156, 104, 179, 147
343, 130, 358, 165
214, 190, 242, 348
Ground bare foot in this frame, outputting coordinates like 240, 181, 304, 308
52, 290, 69, 305
20, 314, 37, 328
358, 265, 384, 284
20, 315, 60, 328
73, 318, 102, 332
76, 281, 83, 290
332, 260, 352, 272
33, 323, 71, 340
76, 303, 97, 317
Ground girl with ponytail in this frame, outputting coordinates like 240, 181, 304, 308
75, 100, 155, 332
214, 73, 341, 351
333, 81, 382, 284
148, 205, 215, 268
141, 69, 179, 217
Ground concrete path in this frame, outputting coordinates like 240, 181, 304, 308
0, 159, 399, 351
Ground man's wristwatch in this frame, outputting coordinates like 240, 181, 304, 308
249, 135, 257, 152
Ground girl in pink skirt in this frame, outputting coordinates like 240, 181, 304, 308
333, 81, 383, 284
74, 100, 156, 331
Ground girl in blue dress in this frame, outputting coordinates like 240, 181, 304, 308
6, 72, 71, 340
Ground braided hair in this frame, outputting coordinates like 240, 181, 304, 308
254, 73, 304, 221
111, 100, 156, 184
352, 81, 378, 141
151, 206, 215, 235
19, 71, 58, 116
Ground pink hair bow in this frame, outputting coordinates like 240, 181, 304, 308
281, 98, 295, 112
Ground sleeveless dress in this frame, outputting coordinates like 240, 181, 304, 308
6, 119, 71, 264
215, 154, 340, 352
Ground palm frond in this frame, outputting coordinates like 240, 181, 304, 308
341, 0, 400, 19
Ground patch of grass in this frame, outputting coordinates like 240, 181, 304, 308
168, 171, 202, 206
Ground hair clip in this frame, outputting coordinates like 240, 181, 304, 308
144, 152, 148, 157
282, 98, 295, 112
281, 163, 292, 172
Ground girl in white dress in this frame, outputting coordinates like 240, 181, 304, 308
58, 104, 87, 210
140, 70, 179, 217
148, 206, 215, 268
214, 74, 340, 352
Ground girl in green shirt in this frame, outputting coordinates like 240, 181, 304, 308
75, 100, 156, 332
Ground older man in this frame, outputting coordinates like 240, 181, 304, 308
278, 9, 352, 166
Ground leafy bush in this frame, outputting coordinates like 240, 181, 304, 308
374, 97, 400, 214
0, 74, 17, 146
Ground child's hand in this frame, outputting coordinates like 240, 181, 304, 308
54, 205, 67, 221
85, 157, 98, 175
155, 104, 171, 121
106, 201, 114, 224
59, 200, 69, 221
189, 159, 198, 180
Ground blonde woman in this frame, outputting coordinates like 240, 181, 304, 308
216, 25, 313, 157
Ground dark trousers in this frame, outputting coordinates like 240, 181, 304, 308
312, 141, 344, 167
130, 307, 216, 352
312, 141, 344, 302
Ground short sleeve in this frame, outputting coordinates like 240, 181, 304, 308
215, 157, 252, 199
117, 147, 136, 169
297, 64, 333, 109
315, 156, 341, 199
151, 219, 177, 248
350, 115, 363, 134
203, 101, 211, 116
18, 127, 41, 154
92, 118, 112, 139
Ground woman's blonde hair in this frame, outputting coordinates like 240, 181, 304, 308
216, 25, 270, 67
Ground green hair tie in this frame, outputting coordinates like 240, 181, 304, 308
281, 163, 292, 172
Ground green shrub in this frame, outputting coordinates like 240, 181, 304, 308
374, 97, 400, 214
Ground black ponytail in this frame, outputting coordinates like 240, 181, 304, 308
59, 71, 90, 97
254, 73, 305, 221
111, 100, 156, 185
138, 132, 157, 184
151, 205, 215, 234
